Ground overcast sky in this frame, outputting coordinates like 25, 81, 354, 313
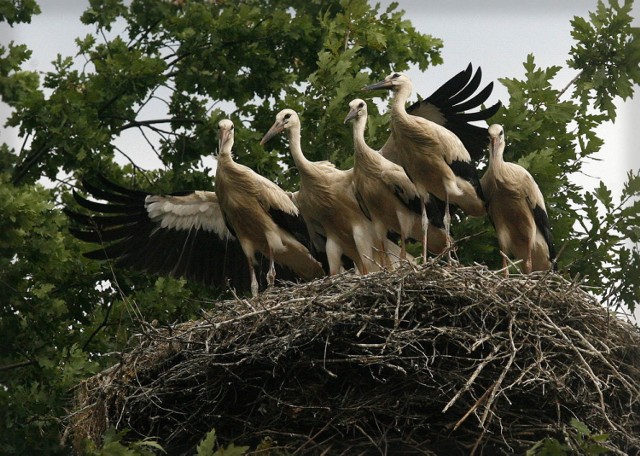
377, 0, 640, 201
1, 1, 638, 196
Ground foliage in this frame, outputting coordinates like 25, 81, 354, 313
196, 428, 249, 456
479, 1, 640, 312
0, 0, 638, 453
82, 427, 165, 456
526, 419, 610, 456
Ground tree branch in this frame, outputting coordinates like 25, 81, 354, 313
0, 359, 37, 372
117, 117, 202, 132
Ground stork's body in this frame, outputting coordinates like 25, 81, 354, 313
481, 124, 555, 274
261, 110, 380, 275
365, 73, 485, 217
345, 99, 447, 261
216, 120, 323, 295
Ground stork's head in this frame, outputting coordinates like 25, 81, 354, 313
488, 124, 505, 158
362, 72, 412, 92
344, 99, 368, 124
260, 109, 300, 145
217, 119, 234, 155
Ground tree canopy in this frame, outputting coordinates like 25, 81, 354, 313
0, 0, 638, 453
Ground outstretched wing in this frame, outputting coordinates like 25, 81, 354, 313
405, 63, 501, 161
64, 176, 298, 293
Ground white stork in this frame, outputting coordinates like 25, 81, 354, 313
480, 124, 556, 275
344, 98, 447, 261
363, 70, 489, 247
260, 109, 384, 275
65, 120, 324, 296
379, 64, 501, 163
215, 119, 324, 294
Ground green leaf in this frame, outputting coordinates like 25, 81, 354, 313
570, 418, 591, 436
196, 428, 218, 456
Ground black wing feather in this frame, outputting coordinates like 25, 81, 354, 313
407, 64, 502, 161
269, 207, 315, 250
449, 159, 485, 202
532, 205, 557, 269
66, 176, 300, 293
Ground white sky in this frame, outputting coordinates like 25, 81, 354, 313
1, 1, 638, 318
1, 1, 637, 193
379, 0, 640, 201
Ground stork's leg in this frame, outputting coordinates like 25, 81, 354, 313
400, 237, 407, 261
421, 200, 429, 262
376, 240, 385, 268
523, 252, 533, 274
326, 237, 342, 275
266, 248, 276, 288
248, 257, 259, 297
502, 253, 509, 278
444, 195, 452, 261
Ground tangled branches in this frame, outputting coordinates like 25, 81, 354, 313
68, 262, 640, 454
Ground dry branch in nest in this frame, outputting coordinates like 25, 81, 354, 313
67, 262, 640, 455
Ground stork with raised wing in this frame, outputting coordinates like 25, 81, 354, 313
65, 120, 324, 296
260, 109, 382, 275
480, 124, 556, 275
364, 67, 495, 243
344, 98, 447, 261
380, 64, 501, 163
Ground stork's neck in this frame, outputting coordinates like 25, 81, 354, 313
488, 140, 507, 174
286, 124, 312, 173
390, 82, 413, 118
352, 115, 377, 163
352, 116, 368, 153
217, 143, 234, 165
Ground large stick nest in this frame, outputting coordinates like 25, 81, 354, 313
68, 262, 640, 455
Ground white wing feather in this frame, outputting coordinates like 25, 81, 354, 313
145, 191, 234, 240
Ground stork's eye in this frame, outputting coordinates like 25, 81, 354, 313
392, 73, 401, 78
358, 102, 365, 109
284, 113, 292, 120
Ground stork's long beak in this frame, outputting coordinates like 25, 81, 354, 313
344, 108, 358, 124
217, 128, 230, 154
260, 123, 284, 145
362, 79, 392, 91
489, 137, 499, 156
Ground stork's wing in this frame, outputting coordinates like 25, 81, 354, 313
524, 177, 556, 266
64, 176, 298, 292
380, 166, 422, 214
405, 63, 501, 161
247, 168, 300, 216
449, 159, 485, 202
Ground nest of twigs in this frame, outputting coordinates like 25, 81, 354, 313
67, 262, 640, 455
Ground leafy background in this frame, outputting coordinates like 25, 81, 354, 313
0, 0, 638, 453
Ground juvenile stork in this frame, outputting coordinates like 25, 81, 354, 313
215, 119, 324, 295
260, 109, 382, 275
480, 124, 556, 275
344, 98, 447, 261
65, 120, 324, 296
364, 71, 488, 243
380, 64, 501, 162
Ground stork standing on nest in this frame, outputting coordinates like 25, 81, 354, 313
363, 71, 488, 253
480, 124, 556, 275
261, 109, 382, 275
344, 98, 447, 262
215, 119, 324, 295
378, 64, 501, 164
65, 120, 323, 297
